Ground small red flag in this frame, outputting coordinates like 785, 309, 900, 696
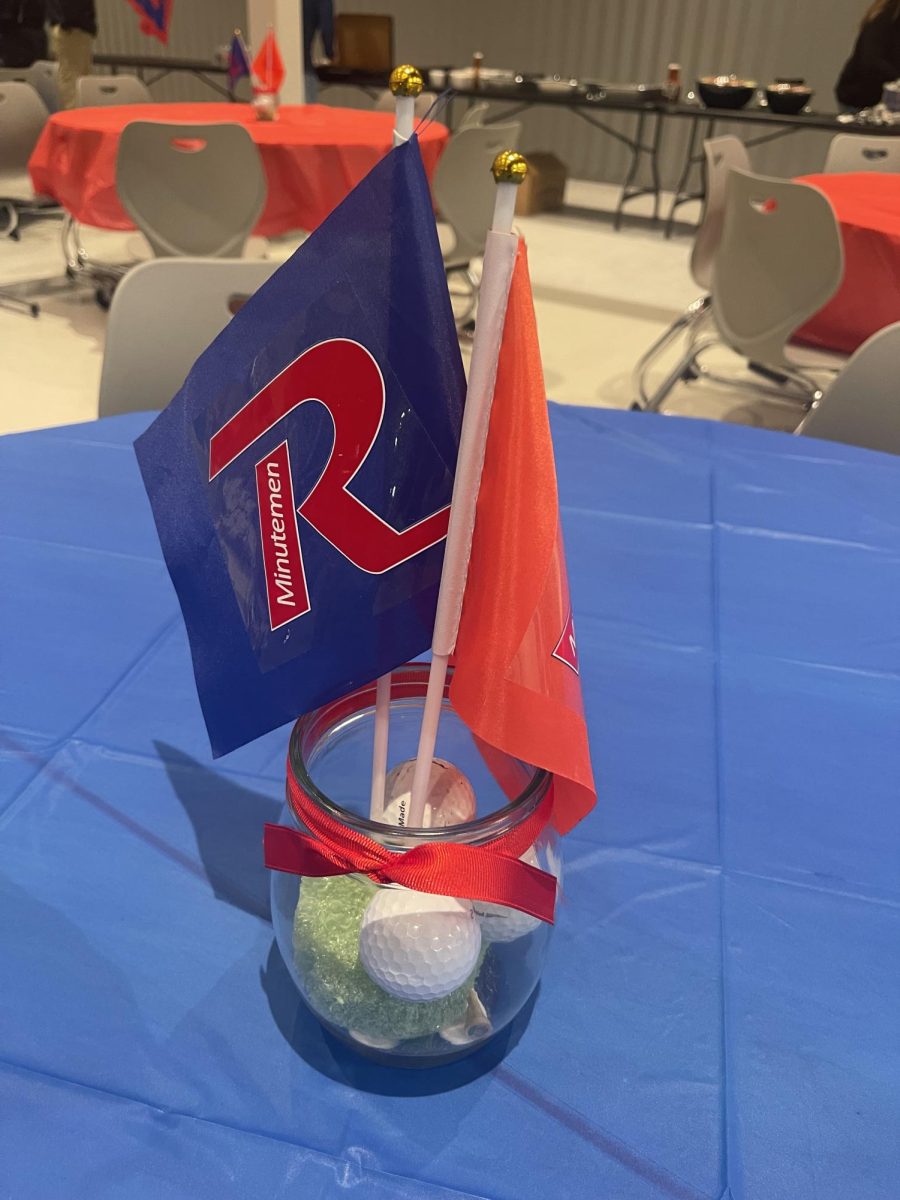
450, 241, 597, 835
252, 30, 285, 94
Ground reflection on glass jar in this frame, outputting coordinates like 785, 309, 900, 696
270, 664, 561, 1067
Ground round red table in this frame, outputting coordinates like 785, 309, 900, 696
795, 172, 900, 355
28, 103, 448, 237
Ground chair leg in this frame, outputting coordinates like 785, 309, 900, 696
692, 355, 823, 410
1, 201, 20, 240
446, 263, 478, 330
0, 292, 39, 317
632, 295, 711, 411
635, 289, 830, 416
62, 214, 88, 277
61, 213, 130, 306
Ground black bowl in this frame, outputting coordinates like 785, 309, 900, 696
765, 85, 813, 115
697, 76, 756, 110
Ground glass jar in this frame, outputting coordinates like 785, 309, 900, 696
270, 663, 560, 1067
252, 89, 279, 120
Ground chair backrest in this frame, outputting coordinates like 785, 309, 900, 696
75, 73, 152, 107
27, 60, 60, 113
432, 122, 522, 262
334, 13, 393, 73
712, 169, 844, 370
797, 321, 900, 454
115, 122, 267, 258
690, 135, 750, 290
374, 88, 438, 119
99, 257, 279, 416
0, 81, 48, 175
824, 133, 900, 174
456, 102, 490, 132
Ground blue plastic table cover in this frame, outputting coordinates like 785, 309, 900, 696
1, 406, 898, 1200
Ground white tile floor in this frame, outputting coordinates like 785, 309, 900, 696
0, 180, 807, 437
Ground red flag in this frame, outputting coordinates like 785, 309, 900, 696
252, 30, 285, 94
450, 241, 597, 835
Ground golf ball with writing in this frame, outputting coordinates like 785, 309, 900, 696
474, 845, 550, 944
381, 758, 476, 829
358, 887, 482, 1001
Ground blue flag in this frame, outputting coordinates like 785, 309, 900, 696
126, 0, 172, 45
135, 138, 466, 756
227, 32, 251, 94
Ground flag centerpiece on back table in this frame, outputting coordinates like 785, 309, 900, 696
135, 136, 465, 757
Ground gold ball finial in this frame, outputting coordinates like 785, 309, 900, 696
390, 64, 424, 97
491, 150, 528, 184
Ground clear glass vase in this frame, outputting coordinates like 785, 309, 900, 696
270, 664, 560, 1067
252, 90, 279, 120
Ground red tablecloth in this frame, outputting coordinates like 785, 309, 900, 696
28, 103, 448, 237
796, 173, 900, 355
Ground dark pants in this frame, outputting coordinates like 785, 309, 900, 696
0, 24, 48, 68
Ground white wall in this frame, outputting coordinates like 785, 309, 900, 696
247, 0, 304, 102
334, 0, 865, 184
94, 0, 246, 101
93, 0, 867, 182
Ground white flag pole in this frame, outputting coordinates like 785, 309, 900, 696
407, 150, 528, 827
368, 66, 428, 821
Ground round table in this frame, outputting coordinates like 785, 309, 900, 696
795, 172, 900, 355
27, 103, 449, 237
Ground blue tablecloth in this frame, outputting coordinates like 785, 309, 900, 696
1, 406, 898, 1200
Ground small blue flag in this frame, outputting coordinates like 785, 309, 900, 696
126, 0, 172, 45
227, 31, 251, 94
135, 138, 466, 757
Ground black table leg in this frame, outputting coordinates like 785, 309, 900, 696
615, 109, 647, 230
649, 110, 663, 222
665, 115, 716, 237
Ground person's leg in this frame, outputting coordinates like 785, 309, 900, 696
53, 26, 76, 108
54, 27, 93, 109
70, 28, 94, 102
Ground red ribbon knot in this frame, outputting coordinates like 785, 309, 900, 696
263, 765, 558, 924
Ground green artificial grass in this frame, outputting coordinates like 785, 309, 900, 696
293, 876, 485, 1042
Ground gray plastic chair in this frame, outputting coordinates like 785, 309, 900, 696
0, 81, 51, 233
690, 136, 750, 291
115, 122, 267, 258
374, 88, 437, 118
75, 73, 152, 107
433, 123, 521, 265
633, 135, 750, 410
824, 134, 900, 174
456, 102, 490, 132
27, 60, 60, 113
633, 165, 845, 414
431, 122, 521, 326
712, 169, 844, 376
99, 257, 279, 416
0, 81, 57, 314
796, 322, 900, 454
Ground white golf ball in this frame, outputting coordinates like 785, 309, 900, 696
380, 757, 476, 829
358, 887, 482, 1001
474, 845, 550, 944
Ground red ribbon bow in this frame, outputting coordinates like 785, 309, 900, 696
264, 765, 558, 924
